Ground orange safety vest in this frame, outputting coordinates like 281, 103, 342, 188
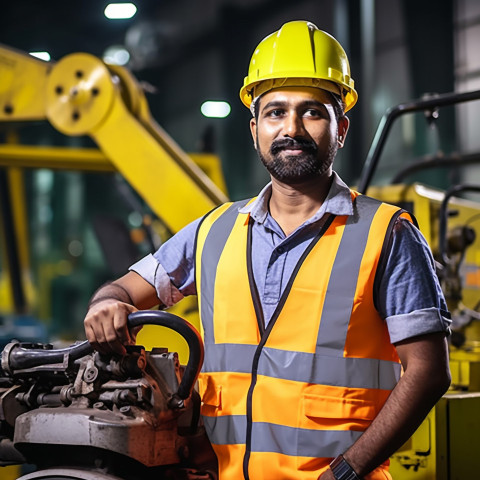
195, 191, 413, 480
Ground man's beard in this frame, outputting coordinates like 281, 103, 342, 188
257, 136, 337, 184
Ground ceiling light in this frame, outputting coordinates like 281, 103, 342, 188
201, 101, 231, 118
29, 51, 51, 61
103, 46, 130, 66
104, 3, 137, 20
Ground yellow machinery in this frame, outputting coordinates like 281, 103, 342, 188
0, 47, 228, 231
0, 45, 229, 368
366, 183, 480, 478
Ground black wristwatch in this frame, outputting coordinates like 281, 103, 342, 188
329, 454, 361, 480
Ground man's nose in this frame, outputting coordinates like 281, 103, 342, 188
283, 112, 305, 137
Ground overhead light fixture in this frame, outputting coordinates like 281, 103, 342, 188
104, 3, 137, 20
103, 46, 130, 66
201, 101, 231, 118
29, 51, 51, 61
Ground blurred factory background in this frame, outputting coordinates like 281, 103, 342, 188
1, 1, 480, 479
0, 0, 479, 337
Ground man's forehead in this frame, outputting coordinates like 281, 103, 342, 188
259, 86, 334, 108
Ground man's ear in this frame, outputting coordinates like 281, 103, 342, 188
337, 115, 350, 148
250, 117, 257, 149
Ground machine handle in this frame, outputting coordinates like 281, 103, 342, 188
2, 310, 204, 408
127, 310, 204, 407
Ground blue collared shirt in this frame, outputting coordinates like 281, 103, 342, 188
130, 172, 451, 344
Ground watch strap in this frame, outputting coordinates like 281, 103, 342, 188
329, 454, 361, 480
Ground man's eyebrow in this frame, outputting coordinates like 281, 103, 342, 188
261, 100, 287, 111
261, 99, 328, 112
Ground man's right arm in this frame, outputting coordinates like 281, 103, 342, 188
85, 216, 202, 355
84, 271, 162, 355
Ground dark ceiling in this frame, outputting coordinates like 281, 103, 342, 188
0, 0, 278, 72
0, 0, 164, 62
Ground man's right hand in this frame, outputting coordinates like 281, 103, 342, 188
84, 299, 138, 355
84, 272, 161, 355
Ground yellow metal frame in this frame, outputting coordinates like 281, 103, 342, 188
0, 144, 114, 171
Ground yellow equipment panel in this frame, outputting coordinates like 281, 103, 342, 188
390, 392, 480, 479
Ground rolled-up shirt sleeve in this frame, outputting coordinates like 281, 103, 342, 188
376, 217, 452, 344
129, 217, 201, 307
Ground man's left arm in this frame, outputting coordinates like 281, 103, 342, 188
320, 330, 451, 479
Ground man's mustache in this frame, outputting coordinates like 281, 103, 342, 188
270, 137, 317, 155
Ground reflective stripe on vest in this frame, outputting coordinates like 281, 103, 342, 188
203, 415, 364, 457
195, 193, 407, 480
203, 343, 401, 390
316, 195, 381, 355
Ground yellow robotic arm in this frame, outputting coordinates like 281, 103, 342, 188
0, 46, 228, 232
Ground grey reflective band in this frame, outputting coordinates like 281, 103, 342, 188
203, 343, 400, 390
199, 200, 250, 344
203, 343, 258, 373
203, 414, 247, 445
316, 196, 382, 356
203, 415, 363, 458
258, 423, 363, 458
258, 346, 400, 389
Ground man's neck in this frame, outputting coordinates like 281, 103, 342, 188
268, 173, 333, 236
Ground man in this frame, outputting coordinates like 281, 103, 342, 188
84, 21, 451, 480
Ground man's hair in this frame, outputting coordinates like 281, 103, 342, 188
329, 92, 346, 120
253, 91, 346, 123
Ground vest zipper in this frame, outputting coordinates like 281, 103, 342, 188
242, 214, 335, 479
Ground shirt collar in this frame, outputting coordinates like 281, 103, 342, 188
238, 171, 354, 224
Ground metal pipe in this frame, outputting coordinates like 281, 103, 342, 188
3, 340, 93, 373
391, 152, 480, 184
358, 89, 480, 194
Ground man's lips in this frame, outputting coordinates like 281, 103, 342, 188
279, 147, 307, 155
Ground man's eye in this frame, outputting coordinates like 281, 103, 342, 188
267, 109, 284, 117
304, 109, 322, 117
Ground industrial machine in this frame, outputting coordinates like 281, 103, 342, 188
0, 310, 216, 479
357, 91, 480, 479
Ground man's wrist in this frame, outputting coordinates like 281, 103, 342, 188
329, 454, 362, 480
88, 296, 121, 309
88, 282, 133, 310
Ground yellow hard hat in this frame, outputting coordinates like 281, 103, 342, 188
240, 20, 358, 112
